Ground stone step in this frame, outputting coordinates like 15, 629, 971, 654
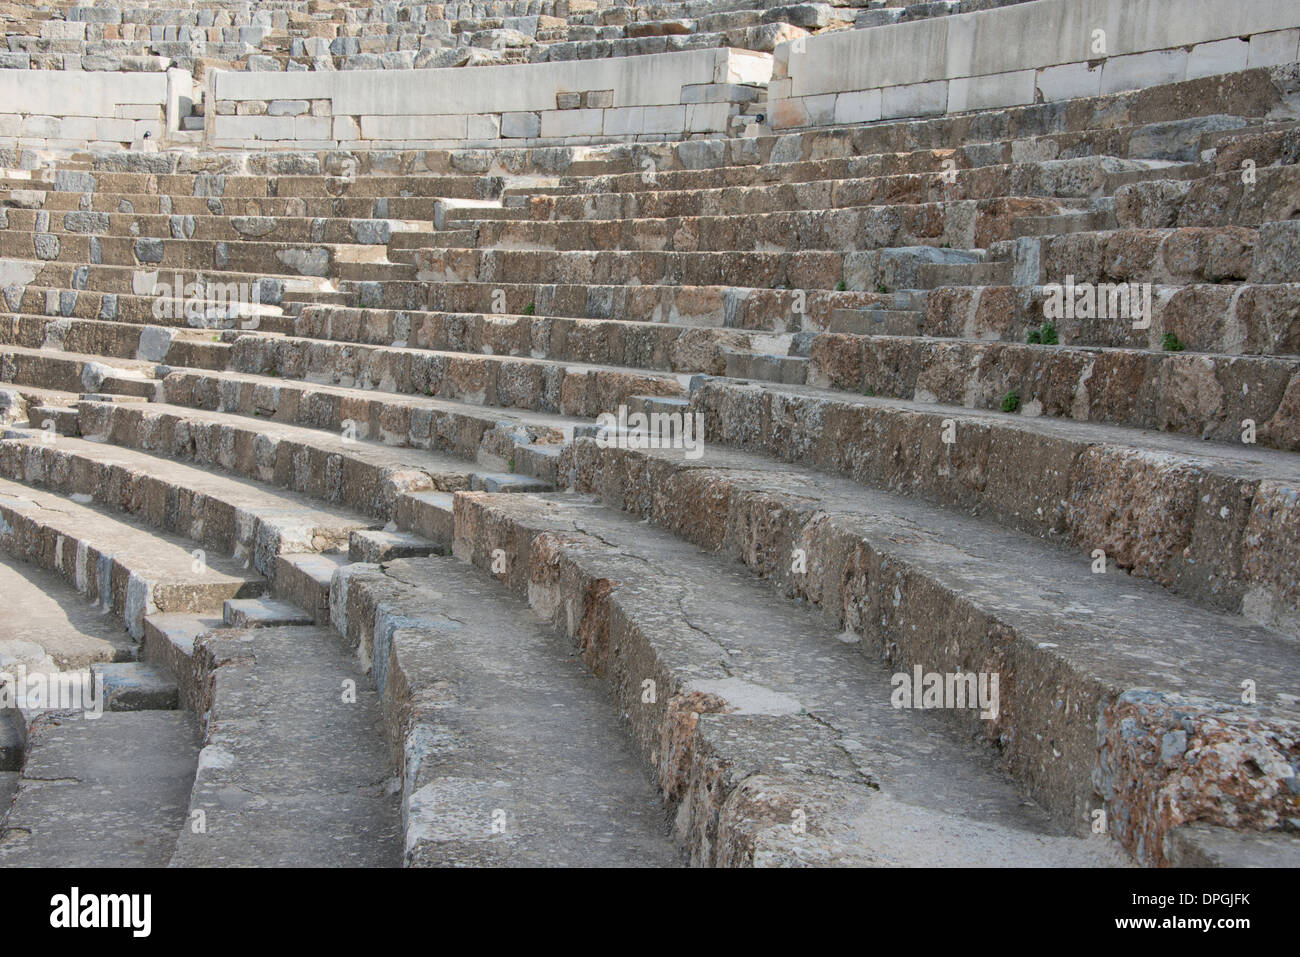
292, 302, 795, 377
341, 276, 885, 331
223, 595, 316, 627
1, 314, 233, 368
2, 207, 433, 245
435, 195, 1072, 255
722, 348, 808, 384
923, 281, 1300, 357
169, 623, 400, 866
530, 157, 1198, 221
68, 391, 483, 517
0, 344, 160, 398
0, 254, 331, 308
0, 548, 136, 674
347, 527, 441, 562
0, 429, 374, 578
686, 375, 1300, 634
229, 331, 689, 418
0, 287, 294, 334
552, 124, 1230, 200
1013, 209, 1119, 238
38, 170, 502, 202
274, 552, 349, 624
90, 661, 180, 711
333, 554, 683, 865
0, 710, 200, 867
446, 490, 1139, 866
1032, 225, 1260, 286
916, 259, 1013, 286
153, 362, 579, 473
0, 474, 266, 640
1, 189, 467, 222
139, 611, 223, 711
467, 473, 1298, 866
805, 333, 1300, 452
0, 229, 406, 277
1145, 163, 1300, 230
828, 306, 923, 335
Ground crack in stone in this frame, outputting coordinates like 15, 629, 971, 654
804, 709, 880, 790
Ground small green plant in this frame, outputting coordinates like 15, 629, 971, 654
1026, 321, 1058, 345
1162, 332, 1185, 352
1000, 390, 1020, 414
508, 456, 516, 473
835, 280, 846, 292
523, 301, 535, 315
864, 387, 875, 397
876, 282, 889, 295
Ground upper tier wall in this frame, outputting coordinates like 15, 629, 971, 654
205, 47, 772, 150
768, 0, 1300, 129
0, 68, 190, 151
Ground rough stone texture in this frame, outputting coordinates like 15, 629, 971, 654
0, 10, 1298, 871
170, 624, 400, 866
0, 711, 199, 867
337, 557, 681, 866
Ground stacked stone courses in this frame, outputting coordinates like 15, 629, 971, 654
0, 0, 1297, 869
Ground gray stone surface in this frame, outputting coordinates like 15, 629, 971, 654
0, 550, 136, 670
0, 711, 199, 867
1165, 823, 1300, 867
170, 625, 400, 867
351, 557, 682, 867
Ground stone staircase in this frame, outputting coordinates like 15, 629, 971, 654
1, 1, 1299, 869
0, 0, 877, 75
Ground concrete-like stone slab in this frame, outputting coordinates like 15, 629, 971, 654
0, 710, 199, 867
170, 625, 399, 867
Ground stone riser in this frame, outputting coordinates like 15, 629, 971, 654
923, 282, 1300, 357
76, 397, 476, 520
230, 333, 687, 418
808, 333, 1300, 452
0, 480, 266, 640
0, 437, 368, 580
688, 379, 1300, 635
367, 277, 885, 332
536, 158, 1194, 221
541, 445, 1300, 865
2, 207, 423, 246
1, 314, 231, 367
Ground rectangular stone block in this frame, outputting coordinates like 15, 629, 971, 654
1100, 49, 1188, 95
1247, 28, 1300, 68
466, 113, 501, 139
332, 115, 360, 140
601, 106, 644, 136
833, 88, 882, 125
268, 99, 310, 116
294, 116, 332, 139
359, 113, 468, 140
1185, 37, 1249, 79
555, 91, 581, 109
583, 89, 614, 109
946, 70, 1035, 113
540, 108, 602, 138
881, 80, 947, 119
500, 111, 541, 138
1035, 61, 1103, 102
639, 104, 687, 134
684, 102, 731, 134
